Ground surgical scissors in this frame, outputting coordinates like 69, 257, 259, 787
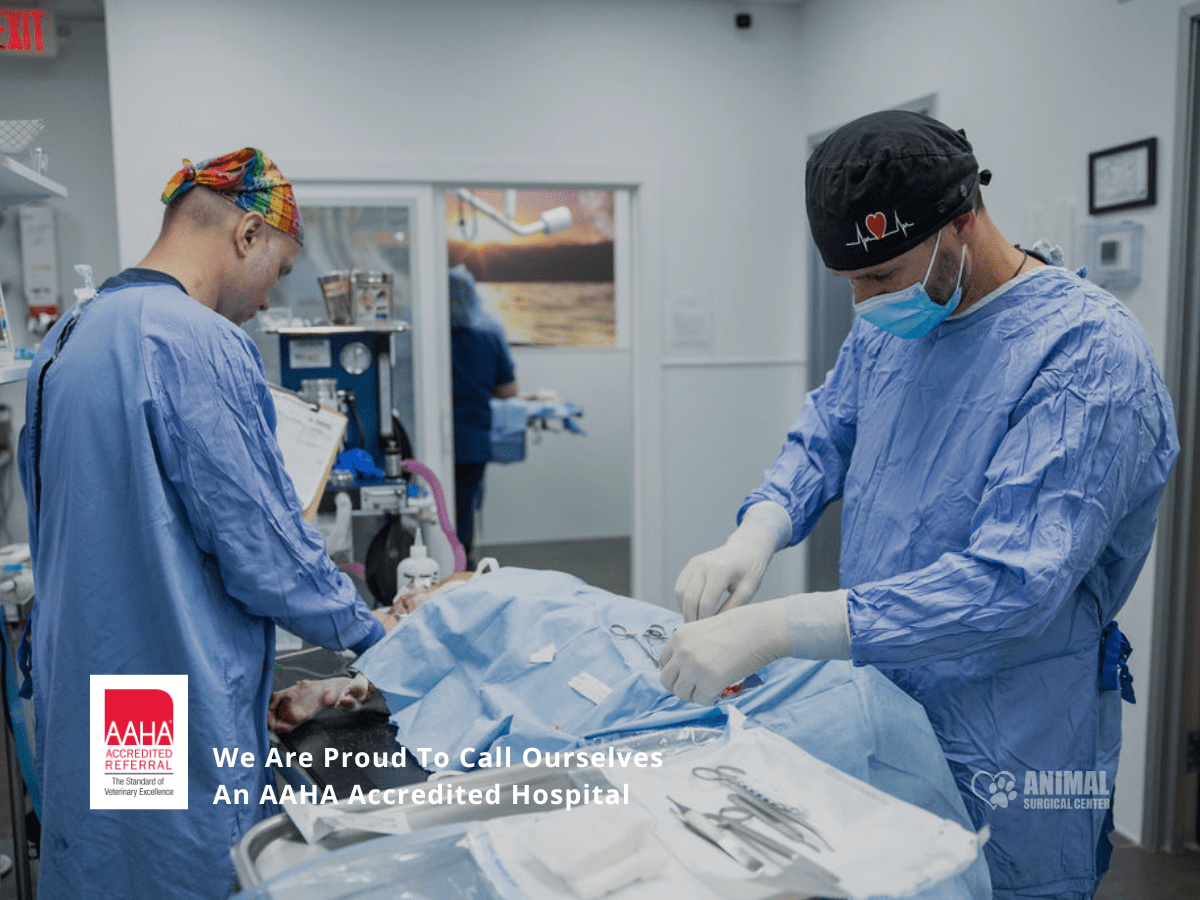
691, 765, 833, 851
610, 624, 660, 667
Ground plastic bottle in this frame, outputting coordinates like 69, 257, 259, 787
397, 526, 439, 592
0, 277, 13, 366
325, 492, 354, 561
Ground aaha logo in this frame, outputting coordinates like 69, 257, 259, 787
90, 675, 188, 810
105, 689, 174, 747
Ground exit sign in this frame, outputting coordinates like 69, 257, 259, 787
0, 9, 57, 57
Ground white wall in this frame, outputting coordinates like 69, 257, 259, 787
102, 0, 812, 600
0, 17, 120, 543
788, 0, 1190, 845
480, 348, 632, 544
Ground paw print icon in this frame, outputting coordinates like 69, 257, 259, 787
971, 770, 1020, 810
988, 775, 1019, 808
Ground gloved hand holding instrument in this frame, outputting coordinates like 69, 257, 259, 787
660, 590, 850, 706
674, 501, 793, 621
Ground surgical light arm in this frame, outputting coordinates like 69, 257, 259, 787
454, 188, 572, 236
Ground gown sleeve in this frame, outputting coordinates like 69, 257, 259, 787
847, 317, 1178, 667
145, 322, 384, 654
739, 328, 861, 545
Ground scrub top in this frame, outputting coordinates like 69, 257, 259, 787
19, 270, 384, 899
742, 265, 1178, 899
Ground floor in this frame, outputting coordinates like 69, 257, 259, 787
475, 535, 632, 598
1096, 835, 1200, 899
1, 536, 1197, 898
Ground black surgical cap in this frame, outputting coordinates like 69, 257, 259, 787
806, 110, 988, 271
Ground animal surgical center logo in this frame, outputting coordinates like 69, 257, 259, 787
90, 675, 188, 809
971, 767, 1110, 812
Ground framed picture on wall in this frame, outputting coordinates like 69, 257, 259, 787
446, 188, 621, 348
1088, 137, 1157, 215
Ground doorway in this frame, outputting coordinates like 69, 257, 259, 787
437, 184, 635, 596
1145, 2, 1200, 853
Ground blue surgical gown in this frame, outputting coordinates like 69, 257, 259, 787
18, 271, 384, 899
741, 266, 1178, 899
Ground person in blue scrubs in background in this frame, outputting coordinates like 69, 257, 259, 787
449, 265, 518, 560
659, 111, 1178, 900
18, 148, 385, 900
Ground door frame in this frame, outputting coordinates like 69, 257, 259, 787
1144, 1, 1200, 852
284, 157, 665, 600
286, 180, 451, 513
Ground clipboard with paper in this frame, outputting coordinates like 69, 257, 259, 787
269, 385, 346, 522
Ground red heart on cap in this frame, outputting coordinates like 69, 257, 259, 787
865, 212, 886, 240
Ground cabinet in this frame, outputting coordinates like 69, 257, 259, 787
0, 154, 67, 384
0, 152, 65, 900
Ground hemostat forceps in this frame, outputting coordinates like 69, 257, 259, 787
708, 804, 799, 860
610, 623, 661, 667
642, 623, 669, 642
691, 764, 833, 852
723, 794, 828, 853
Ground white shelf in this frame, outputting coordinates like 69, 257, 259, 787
0, 362, 31, 385
0, 155, 67, 207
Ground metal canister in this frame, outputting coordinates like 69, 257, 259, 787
317, 270, 353, 325
351, 271, 393, 325
298, 378, 340, 410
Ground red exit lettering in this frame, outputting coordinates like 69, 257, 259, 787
0, 9, 46, 53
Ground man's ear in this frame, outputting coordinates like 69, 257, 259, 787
233, 211, 267, 258
951, 208, 976, 240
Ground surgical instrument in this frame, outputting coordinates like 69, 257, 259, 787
691, 765, 833, 851
667, 796, 762, 871
709, 806, 844, 893
725, 793, 827, 853
642, 624, 669, 643
708, 805, 799, 860
610, 624, 661, 667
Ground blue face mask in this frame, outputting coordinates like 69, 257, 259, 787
854, 231, 966, 339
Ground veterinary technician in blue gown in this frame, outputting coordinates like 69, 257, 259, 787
18, 148, 385, 900
658, 110, 1178, 900
449, 265, 518, 559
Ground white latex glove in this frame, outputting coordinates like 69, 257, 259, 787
659, 590, 851, 705
675, 501, 792, 621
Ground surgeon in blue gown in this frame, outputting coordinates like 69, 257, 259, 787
659, 111, 1178, 900
18, 149, 385, 899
